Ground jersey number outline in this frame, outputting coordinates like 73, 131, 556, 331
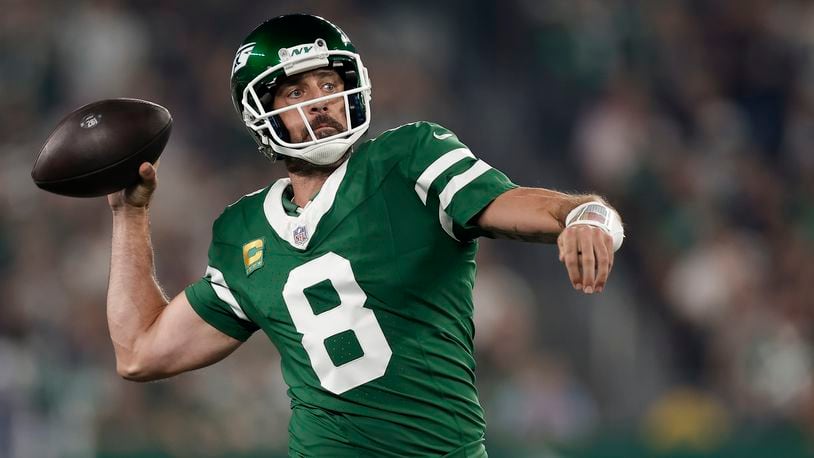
282, 252, 392, 394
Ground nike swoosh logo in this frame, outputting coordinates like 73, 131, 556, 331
433, 132, 453, 140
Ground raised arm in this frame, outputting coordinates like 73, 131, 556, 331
107, 162, 242, 382
476, 187, 623, 294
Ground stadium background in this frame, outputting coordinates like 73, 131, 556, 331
2, 0, 814, 456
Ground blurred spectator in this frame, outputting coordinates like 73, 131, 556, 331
642, 387, 731, 452
56, 0, 149, 104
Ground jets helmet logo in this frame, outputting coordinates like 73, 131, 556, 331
232, 42, 256, 76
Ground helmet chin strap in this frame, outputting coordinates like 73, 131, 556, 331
270, 128, 365, 165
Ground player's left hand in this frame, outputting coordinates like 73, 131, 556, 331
557, 225, 614, 294
108, 161, 159, 212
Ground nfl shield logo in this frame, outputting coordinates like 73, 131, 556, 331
293, 226, 308, 246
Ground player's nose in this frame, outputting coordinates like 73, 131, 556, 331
308, 99, 330, 113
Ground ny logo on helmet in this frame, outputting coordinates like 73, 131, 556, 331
280, 44, 319, 61
291, 45, 313, 56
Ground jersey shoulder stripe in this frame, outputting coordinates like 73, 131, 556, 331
436, 160, 492, 240
204, 265, 250, 321
438, 160, 492, 210
414, 148, 475, 204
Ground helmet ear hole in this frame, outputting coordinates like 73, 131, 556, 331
270, 115, 290, 143
348, 93, 366, 129
257, 82, 276, 111
259, 93, 274, 112
332, 60, 365, 128
341, 69, 358, 89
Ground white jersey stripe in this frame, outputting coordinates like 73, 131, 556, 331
414, 148, 475, 204
434, 160, 492, 241
205, 266, 250, 321
438, 160, 491, 210
438, 207, 457, 241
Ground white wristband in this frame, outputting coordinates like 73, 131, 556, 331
565, 201, 624, 251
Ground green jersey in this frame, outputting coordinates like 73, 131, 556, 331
186, 121, 517, 457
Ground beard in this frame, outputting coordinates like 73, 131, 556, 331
282, 112, 350, 176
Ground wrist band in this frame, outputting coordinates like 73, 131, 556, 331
565, 202, 624, 251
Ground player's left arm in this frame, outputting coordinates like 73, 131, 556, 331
476, 187, 624, 294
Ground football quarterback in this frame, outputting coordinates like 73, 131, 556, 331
105, 13, 623, 458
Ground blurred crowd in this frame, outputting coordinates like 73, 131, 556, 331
2, 0, 814, 456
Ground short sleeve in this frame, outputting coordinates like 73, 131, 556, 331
404, 122, 518, 240
185, 215, 259, 342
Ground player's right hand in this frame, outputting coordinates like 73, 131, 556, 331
557, 224, 614, 294
108, 161, 159, 211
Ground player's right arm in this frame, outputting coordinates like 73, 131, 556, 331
107, 162, 243, 382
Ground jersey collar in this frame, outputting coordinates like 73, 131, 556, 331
263, 158, 349, 250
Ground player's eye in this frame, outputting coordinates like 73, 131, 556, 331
287, 88, 303, 99
322, 82, 336, 92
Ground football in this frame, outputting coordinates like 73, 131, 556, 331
31, 98, 172, 197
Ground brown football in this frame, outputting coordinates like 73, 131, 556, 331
32, 98, 172, 197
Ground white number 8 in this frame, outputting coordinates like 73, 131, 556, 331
283, 252, 392, 394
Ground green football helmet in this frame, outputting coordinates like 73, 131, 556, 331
230, 14, 372, 165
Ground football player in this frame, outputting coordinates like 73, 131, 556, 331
106, 14, 624, 457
